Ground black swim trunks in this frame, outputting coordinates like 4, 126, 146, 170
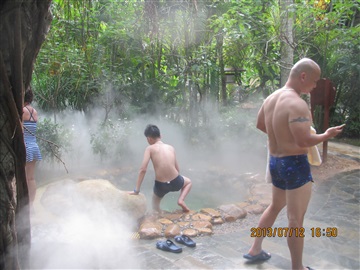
269, 154, 313, 190
153, 175, 185, 198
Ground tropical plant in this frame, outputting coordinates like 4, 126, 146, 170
32, 0, 359, 141
37, 118, 72, 163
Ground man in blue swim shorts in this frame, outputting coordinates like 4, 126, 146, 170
129, 124, 192, 212
269, 154, 313, 190
243, 58, 345, 270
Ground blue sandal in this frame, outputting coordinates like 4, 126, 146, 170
174, 234, 196, 247
156, 239, 182, 253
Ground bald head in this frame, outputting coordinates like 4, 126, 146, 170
290, 58, 321, 78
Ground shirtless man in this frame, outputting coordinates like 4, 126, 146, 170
129, 124, 192, 212
243, 58, 345, 270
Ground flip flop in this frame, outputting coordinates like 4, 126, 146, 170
306, 267, 315, 270
243, 250, 271, 262
156, 239, 182, 253
174, 234, 196, 247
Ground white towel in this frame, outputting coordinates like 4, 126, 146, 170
265, 149, 272, 183
307, 127, 322, 166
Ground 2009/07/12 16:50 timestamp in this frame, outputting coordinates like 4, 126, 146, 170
250, 227, 338, 238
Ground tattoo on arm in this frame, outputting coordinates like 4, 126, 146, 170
289, 117, 310, 123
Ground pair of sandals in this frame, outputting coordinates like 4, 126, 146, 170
156, 235, 196, 253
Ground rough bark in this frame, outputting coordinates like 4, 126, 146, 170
0, 1, 52, 269
279, 0, 294, 86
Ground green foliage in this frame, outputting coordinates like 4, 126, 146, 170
90, 119, 132, 162
294, 0, 359, 138
32, 0, 359, 142
37, 118, 72, 163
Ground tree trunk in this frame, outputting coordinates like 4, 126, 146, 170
216, 31, 226, 105
279, 0, 294, 86
0, 1, 52, 269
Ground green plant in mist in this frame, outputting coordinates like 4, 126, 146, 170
220, 106, 263, 143
32, 0, 359, 141
37, 118, 72, 163
90, 119, 131, 162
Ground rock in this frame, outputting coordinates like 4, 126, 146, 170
163, 212, 184, 220
200, 208, 221, 218
164, 224, 181, 238
40, 179, 79, 216
223, 215, 236, 222
183, 213, 193, 221
139, 222, 162, 239
235, 202, 250, 208
245, 204, 266, 214
182, 228, 198, 237
157, 218, 173, 225
76, 179, 147, 220
40, 179, 147, 221
198, 228, 213, 235
219, 204, 247, 222
212, 217, 225, 225
258, 198, 271, 207
191, 213, 212, 221
177, 221, 190, 228
192, 220, 212, 230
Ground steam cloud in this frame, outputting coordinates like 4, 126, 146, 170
28, 95, 267, 268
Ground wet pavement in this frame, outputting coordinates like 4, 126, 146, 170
131, 142, 360, 270
30, 142, 359, 269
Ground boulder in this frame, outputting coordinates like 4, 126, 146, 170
40, 179, 78, 216
40, 179, 147, 220
139, 222, 162, 239
200, 208, 221, 218
164, 224, 181, 238
219, 204, 247, 222
76, 179, 147, 220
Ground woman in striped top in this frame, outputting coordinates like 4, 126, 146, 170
23, 87, 42, 208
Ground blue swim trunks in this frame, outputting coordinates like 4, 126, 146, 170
269, 154, 313, 190
153, 175, 184, 198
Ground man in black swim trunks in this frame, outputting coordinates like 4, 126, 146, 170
244, 58, 345, 270
129, 124, 192, 212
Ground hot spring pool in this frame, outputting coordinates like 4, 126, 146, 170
110, 167, 260, 212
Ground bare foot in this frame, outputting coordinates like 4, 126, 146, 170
178, 201, 190, 212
